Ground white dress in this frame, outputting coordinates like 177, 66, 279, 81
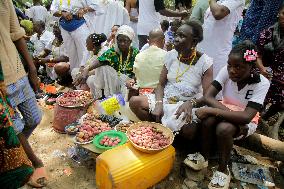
197, 0, 244, 78
93, 0, 130, 36
146, 50, 213, 131
129, 8, 139, 48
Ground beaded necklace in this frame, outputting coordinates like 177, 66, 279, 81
176, 49, 196, 83
60, 0, 71, 6
59, 0, 71, 10
117, 48, 131, 76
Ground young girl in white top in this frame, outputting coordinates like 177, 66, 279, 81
181, 41, 270, 189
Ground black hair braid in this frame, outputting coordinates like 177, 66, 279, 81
230, 40, 257, 64
89, 33, 107, 47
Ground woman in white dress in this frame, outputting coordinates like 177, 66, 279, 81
93, 0, 130, 36
72, 33, 108, 90
129, 21, 213, 135
125, 0, 139, 48
74, 25, 139, 99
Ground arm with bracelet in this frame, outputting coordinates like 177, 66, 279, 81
151, 65, 168, 122
73, 59, 103, 86
175, 65, 213, 123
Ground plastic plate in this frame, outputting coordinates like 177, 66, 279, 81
93, 130, 128, 150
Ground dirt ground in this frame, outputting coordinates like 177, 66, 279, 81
23, 103, 284, 189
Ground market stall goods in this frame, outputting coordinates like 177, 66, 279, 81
45, 97, 57, 105
65, 123, 80, 135
98, 114, 122, 127
99, 136, 121, 147
93, 130, 128, 151
115, 123, 132, 133
57, 90, 93, 107
82, 113, 99, 122
127, 122, 174, 153
75, 119, 112, 143
53, 105, 86, 133
129, 126, 170, 149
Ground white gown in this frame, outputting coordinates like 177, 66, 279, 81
129, 8, 139, 48
146, 50, 213, 131
93, 0, 130, 36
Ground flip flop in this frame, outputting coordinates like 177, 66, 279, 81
28, 167, 48, 188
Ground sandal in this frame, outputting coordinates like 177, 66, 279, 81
28, 167, 48, 188
208, 168, 231, 189
183, 152, 208, 171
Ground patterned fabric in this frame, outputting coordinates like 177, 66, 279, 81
11, 97, 42, 136
0, 60, 33, 188
257, 25, 284, 105
6, 76, 35, 107
238, 0, 283, 43
6, 76, 42, 135
98, 47, 139, 78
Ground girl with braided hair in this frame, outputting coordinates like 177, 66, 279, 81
180, 41, 270, 189
72, 33, 108, 91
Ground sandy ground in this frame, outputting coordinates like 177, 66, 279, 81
23, 103, 284, 189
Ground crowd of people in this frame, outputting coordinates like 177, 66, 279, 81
1, 0, 283, 188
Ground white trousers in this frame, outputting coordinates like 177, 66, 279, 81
60, 23, 90, 71
86, 66, 129, 99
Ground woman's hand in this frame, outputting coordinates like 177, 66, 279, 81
196, 107, 215, 120
152, 103, 164, 123
88, 69, 96, 76
175, 100, 193, 124
77, 8, 87, 18
38, 58, 48, 64
73, 68, 89, 86
62, 11, 73, 20
73, 74, 82, 86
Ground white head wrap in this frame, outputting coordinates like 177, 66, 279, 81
114, 25, 135, 52
115, 25, 135, 42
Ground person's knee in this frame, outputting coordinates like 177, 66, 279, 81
201, 116, 216, 128
216, 122, 235, 137
129, 96, 142, 111
181, 123, 198, 140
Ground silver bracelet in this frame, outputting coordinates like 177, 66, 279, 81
155, 100, 163, 105
190, 99, 197, 108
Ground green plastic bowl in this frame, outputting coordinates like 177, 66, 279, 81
93, 130, 128, 150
